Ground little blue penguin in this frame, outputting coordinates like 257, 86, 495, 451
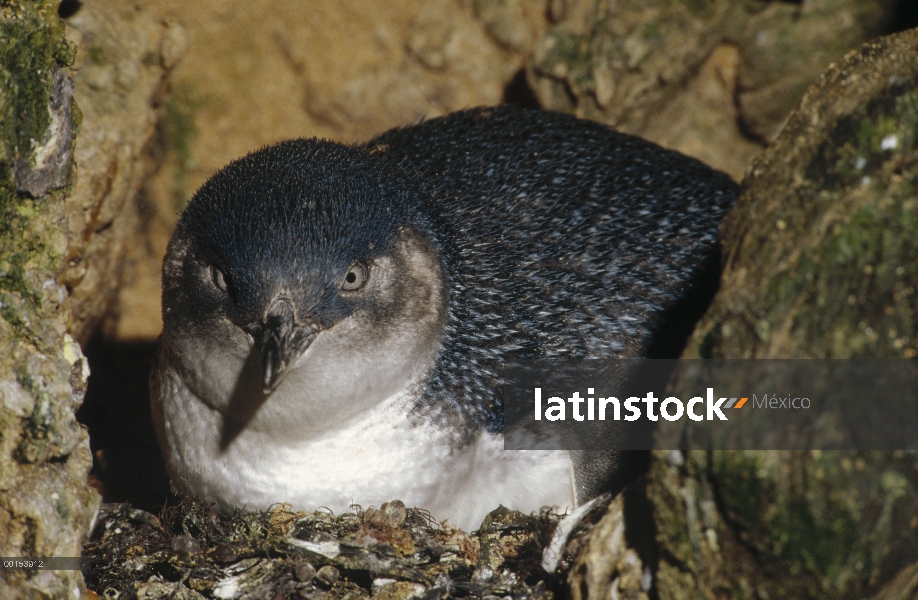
151, 106, 738, 531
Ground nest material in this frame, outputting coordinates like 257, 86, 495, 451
82, 498, 604, 600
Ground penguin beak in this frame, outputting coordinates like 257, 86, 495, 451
257, 296, 319, 395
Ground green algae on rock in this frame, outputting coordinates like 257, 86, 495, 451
687, 28, 918, 360
649, 450, 918, 600
0, 1, 100, 598
647, 28, 918, 600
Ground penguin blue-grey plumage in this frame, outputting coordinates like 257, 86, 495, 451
151, 106, 737, 530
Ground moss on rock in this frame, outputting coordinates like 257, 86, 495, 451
687, 29, 918, 359
647, 29, 918, 600
0, 1, 100, 598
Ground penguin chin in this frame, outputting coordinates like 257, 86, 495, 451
170, 226, 449, 440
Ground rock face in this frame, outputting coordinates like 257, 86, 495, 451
528, 0, 899, 180
0, 1, 100, 598
686, 29, 918, 360
649, 450, 918, 600
644, 29, 918, 600
61, 1, 187, 343
567, 493, 650, 600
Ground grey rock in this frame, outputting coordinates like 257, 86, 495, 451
294, 561, 317, 583
13, 70, 74, 198
315, 565, 340, 588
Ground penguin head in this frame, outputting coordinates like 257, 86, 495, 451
162, 140, 447, 435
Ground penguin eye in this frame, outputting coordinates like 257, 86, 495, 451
341, 261, 369, 291
212, 265, 230, 294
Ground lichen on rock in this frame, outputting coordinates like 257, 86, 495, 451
0, 1, 101, 598
648, 449, 918, 600
646, 28, 918, 600
687, 28, 918, 360
13, 69, 75, 198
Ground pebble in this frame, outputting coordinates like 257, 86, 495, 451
315, 565, 340, 588
294, 561, 316, 583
